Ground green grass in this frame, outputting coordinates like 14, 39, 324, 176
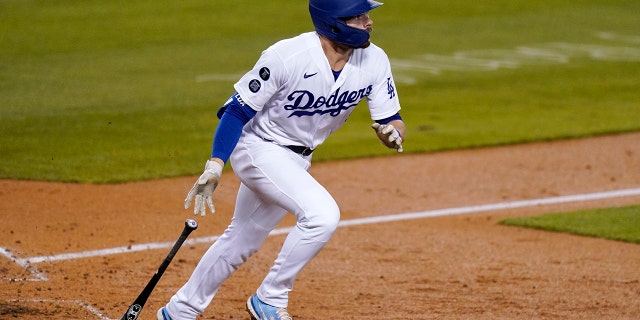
1, 0, 639, 182
500, 205, 640, 244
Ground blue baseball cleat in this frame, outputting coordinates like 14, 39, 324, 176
246, 294, 292, 320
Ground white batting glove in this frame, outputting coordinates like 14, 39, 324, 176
371, 122, 403, 153
184, 160, 223, 216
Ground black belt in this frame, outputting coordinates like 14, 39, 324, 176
286, 145, 314, 156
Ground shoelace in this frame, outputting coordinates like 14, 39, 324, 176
276, 308, 292, 320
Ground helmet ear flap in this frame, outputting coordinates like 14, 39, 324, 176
309, 0, 382, 48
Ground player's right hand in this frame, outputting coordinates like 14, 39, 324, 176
184, 159, 223, 216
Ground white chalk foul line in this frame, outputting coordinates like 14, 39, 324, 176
7, 187, 638, 267
0, 247, 48, 281
338, 187, 640, 227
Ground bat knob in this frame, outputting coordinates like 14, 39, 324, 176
185, 219, 198, 230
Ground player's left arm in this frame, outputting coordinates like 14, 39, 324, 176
367, 48, 405, 152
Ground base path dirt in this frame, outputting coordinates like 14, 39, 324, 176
1, 132, 640, 319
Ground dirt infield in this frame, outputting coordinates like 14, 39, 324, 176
1, 132, 640, 319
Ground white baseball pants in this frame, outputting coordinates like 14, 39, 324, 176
165, 132, 340, 319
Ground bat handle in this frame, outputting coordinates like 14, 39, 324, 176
156, 219, 198, 276
119, 218, 198, 320
185, 218, 198, 232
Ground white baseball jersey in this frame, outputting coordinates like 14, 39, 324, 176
234, 31, 401, 149
164, 32, 404, 318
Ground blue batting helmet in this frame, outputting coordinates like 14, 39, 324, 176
309, 0, 383, 48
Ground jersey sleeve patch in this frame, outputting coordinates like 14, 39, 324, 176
259, 67, 271, 81
248, 79, 261, 93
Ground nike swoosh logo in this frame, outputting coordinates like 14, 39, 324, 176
303, 72, 318, 79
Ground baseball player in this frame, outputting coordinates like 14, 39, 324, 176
157, 0, 405, 319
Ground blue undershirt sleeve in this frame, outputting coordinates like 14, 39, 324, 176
211, 93, 257, 163
375, 112, 403, 124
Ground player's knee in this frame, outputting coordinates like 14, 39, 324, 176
300, 202, 340, 239
317, 207, 340, 232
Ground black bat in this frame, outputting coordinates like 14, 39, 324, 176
119, 218, 198, 320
